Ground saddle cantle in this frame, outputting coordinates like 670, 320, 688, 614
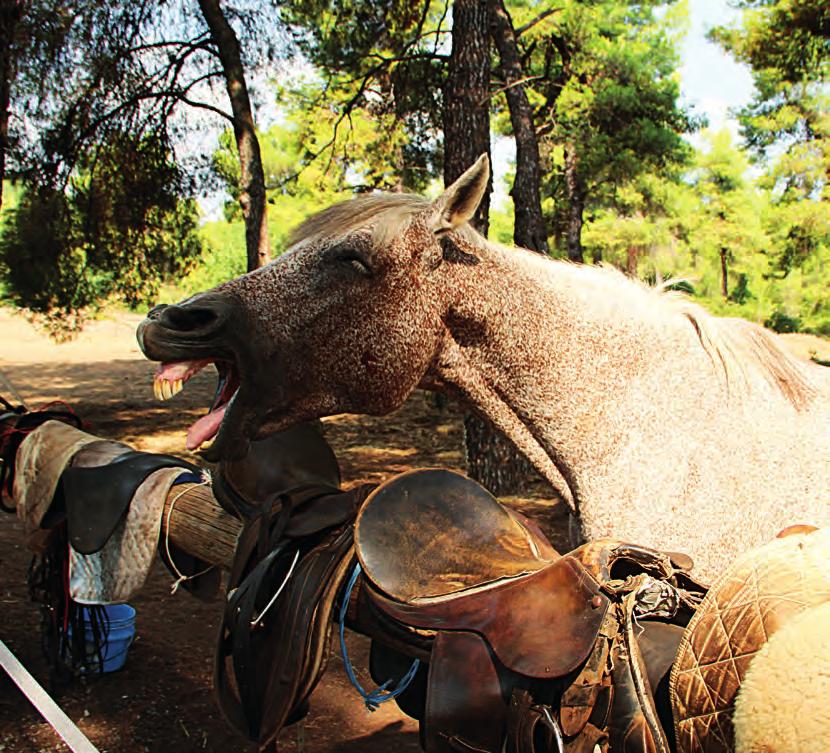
355, 467, 558, 601
212, 422, 341, 519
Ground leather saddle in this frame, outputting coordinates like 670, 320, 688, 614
355, 469, 604, 680
213, 421, 341, 520
351, 469, 707, 753
48, 450, 202, 555
211, 425, 376, 747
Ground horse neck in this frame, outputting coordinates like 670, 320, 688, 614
435, 246, 717, 503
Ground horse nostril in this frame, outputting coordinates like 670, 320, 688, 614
161, 303, 221, 333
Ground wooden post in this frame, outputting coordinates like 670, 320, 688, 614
160, 483, 241, 570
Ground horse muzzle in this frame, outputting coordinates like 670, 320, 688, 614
137, 293, 237, 362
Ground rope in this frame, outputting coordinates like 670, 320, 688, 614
249, 548, 300, 627
338, 562, 420, 711
163, 470, 217, 595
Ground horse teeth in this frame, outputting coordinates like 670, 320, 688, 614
161, 380, 172, 400
153, 378, 162, 401
171, 379, 183, 397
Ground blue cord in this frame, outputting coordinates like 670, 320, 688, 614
338, 561, 420, 711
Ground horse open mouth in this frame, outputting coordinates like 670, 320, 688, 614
153, 358, 241, 450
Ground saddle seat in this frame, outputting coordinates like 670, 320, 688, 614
355, 469, 609, 679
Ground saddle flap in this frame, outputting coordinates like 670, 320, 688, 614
355, 469, 552, 603
424, 631, 507, 753
215, 526, 355, 746
368, 556, 609, 680
61, 451, 201, 554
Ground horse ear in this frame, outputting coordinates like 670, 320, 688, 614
429, 154, 490, 234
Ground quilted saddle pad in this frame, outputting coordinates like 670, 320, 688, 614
669, 527, 830, 753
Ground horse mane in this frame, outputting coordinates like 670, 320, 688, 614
288, 193, 431, 249
288, 193, 818, 410
661, 292, 818, 410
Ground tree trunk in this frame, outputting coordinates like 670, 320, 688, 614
443, 0, 492, 233
0, 0, 24, 213
488, 0, 548, 254
564, 147, 585, 263
720, 247, 729, 299
197, 0, 270, 272
626, 246, 639, 276
444, 0, 529, 495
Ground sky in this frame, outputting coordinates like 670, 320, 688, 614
678, 0, 756, 140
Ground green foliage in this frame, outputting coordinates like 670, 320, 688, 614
280, 0, 447, 190
211, 85, 416, 255
177, 220, 247, 297
0, 135, 203, 327
504, 0, 696, 252
706, 0, 829, 334
765, 309, 802, 333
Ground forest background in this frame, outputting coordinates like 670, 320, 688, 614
0, 0, 826, 335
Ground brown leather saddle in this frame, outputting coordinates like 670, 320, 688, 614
351, 469, 708, 753
212, 421, 341, 519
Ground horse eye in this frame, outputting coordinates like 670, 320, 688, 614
334, 250, 372, 277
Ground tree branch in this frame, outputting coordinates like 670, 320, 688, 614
480, 74, 543, 105
516, 7, 562, 37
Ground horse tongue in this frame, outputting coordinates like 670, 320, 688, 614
186, 404, 228, 450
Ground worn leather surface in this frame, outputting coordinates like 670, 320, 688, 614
12, 420, 104, 534
66, 439, 194, 604
424, 631, 507, 753
214, 525, 355, 746
670, 527, 830, 753
367, 555, 608, 679
214, 422, 341, 519
60, 449, 201, 554
355, 469, 554, 603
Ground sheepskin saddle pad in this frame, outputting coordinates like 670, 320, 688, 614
669, 527, 830, 753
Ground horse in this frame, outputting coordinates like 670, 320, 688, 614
137, 155, 830, 579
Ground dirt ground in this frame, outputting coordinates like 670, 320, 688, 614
0, 308, 567, 753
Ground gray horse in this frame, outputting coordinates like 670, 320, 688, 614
138, 155, 829, 579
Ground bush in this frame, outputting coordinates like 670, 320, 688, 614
0, 136, 204, 332
764, 309, 801, 333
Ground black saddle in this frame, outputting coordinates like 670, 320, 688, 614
213, 422, 341, 520
48, 451, 201, 554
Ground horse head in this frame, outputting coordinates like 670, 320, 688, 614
138, 155, 490, 460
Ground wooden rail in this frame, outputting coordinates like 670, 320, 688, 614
160, 483, 241, 570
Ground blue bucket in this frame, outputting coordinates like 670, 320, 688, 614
67, 604, 136, 673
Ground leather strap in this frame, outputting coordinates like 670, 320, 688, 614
214, 525, 355, 745
424, 631, 506, 753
